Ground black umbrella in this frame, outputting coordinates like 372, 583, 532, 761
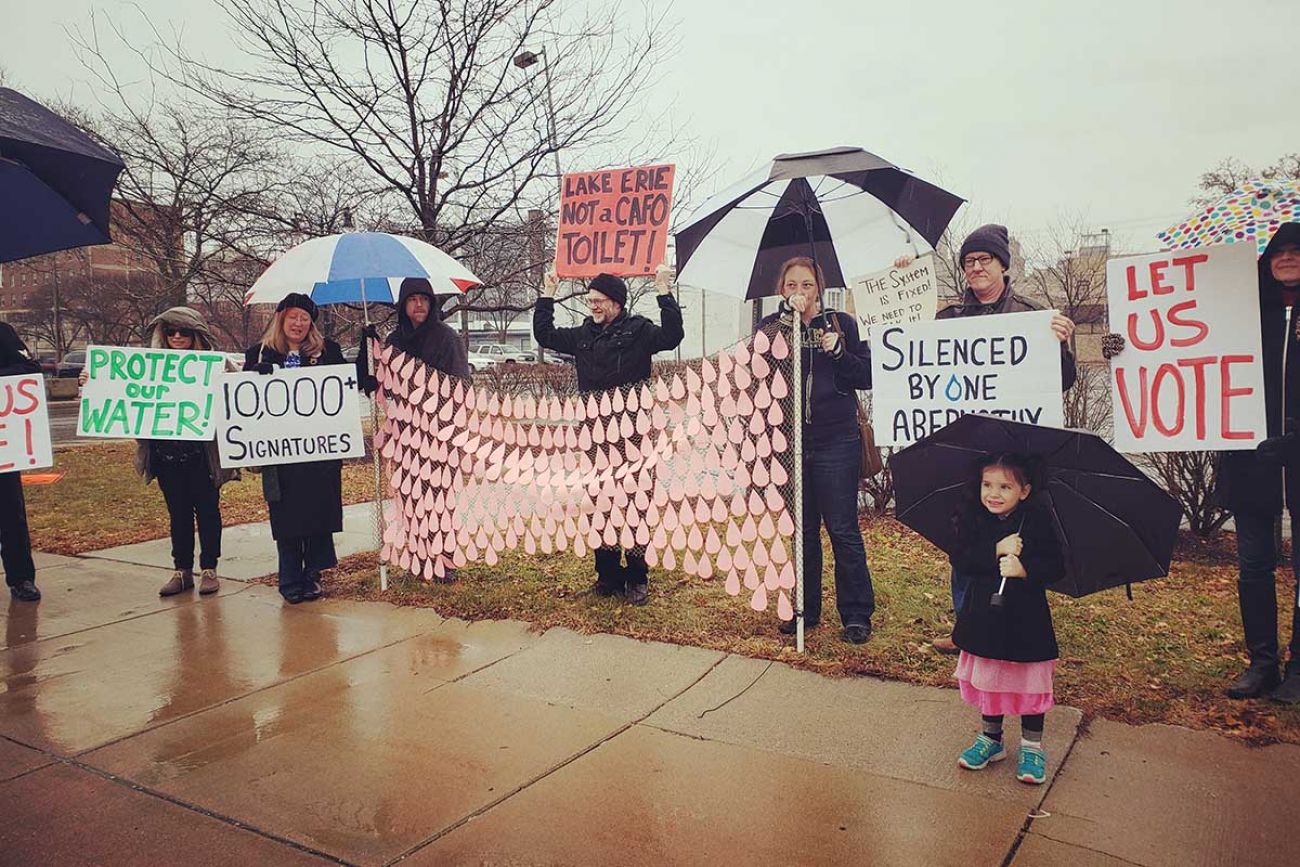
0, 88, 125, 263
674, 146, 964, 300
890, 414, 1182, 597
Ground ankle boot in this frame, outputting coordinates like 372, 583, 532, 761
1271, 664, 1300, 704
159, 569, 194, 597
1227, 663, 1281, 699
198, 569, 220, 595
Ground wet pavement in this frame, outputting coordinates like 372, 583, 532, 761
3, 543, 1300, 866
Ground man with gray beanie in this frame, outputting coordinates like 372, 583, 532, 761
921, 224, 1077, 653
534, 264, 683, 604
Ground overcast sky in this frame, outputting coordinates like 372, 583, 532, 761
4, 0, 1297, 259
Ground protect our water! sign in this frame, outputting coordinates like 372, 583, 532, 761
78, 346, 226, 440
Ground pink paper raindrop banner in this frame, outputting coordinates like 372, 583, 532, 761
373, 327, 801, 618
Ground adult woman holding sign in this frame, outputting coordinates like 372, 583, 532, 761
80, 308, 237, 595
131, 309, 236, 596
1215, 224, 1300, 704
758, 257, 875, 644
244, 293, 350, 604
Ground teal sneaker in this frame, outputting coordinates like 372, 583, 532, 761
1016, 744, 1047, 784
958, 734, 1007, 770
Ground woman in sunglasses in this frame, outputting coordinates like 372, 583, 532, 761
83, 307, 237, 596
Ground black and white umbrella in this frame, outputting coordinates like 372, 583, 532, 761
674, 146, 964, 300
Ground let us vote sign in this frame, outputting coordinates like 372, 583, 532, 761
78, 346, 226, 440
1106, 242, 1266, 452
216, 366, 365, 468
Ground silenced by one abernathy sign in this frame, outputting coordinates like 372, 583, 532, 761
217, 366, 365, 468
870, 310, 1064, 446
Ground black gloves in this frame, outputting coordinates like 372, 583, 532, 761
1257, 419, 1299, 466
361, 324, 380, 342
253, 362, 275, 375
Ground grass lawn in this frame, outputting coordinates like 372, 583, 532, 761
22, 443, 1300, 745
23, 441, 378, 554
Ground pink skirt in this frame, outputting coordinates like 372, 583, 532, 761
955, 652, 1055, 716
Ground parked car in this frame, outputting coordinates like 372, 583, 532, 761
55, 350, 86, 378
465, 349, 495, 373
37, 355, 58, 376
477, 343, 536, 364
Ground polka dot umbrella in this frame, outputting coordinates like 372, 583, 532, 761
1157, 179, 1300, 255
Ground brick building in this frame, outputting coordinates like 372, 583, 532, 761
0, 200, 174, 355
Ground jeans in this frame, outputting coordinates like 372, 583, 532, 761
155, 459, 223, 571
801, 434, 874, 626
1233, 511, 1300, 669
0, 472, 35, 586
277, 534, 338, 596
950, 569, 974, 615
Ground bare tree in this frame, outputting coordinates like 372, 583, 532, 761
1138, 451, 1229, 538
150, 0, 677, 310
1194, 154, 1300, 205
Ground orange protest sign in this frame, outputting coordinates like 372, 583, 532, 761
556, 164, 675, 279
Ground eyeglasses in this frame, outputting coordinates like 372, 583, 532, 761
586, 295, 614, 307
165, 327, 195, 338
962, 254, 997, 271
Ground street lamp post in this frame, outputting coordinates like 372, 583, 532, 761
515, 47, 564, 366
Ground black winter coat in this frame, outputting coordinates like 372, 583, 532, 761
0, 322, 40, 376
1217, 224, 1300, 516
937, 281, 1077, 390
951, 502, 1065, 663
533, 295, 684, 392
243, 340, 348, 540
385, 283, 470, 379
756, 306, 872, 448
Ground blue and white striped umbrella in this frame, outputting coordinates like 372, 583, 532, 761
243, 231, 481, 307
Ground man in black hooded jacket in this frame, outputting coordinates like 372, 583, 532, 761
0, 320, 42, 602
534, 264, 683, 604
383, 277, 471, 378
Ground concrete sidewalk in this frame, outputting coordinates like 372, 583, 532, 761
2, 538, 1298, 865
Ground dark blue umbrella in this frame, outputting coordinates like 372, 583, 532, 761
0, 88, 126, 263
890, 414, 1183, 597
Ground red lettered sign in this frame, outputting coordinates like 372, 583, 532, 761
555, 164, 675, 278
0, 374, 53, 473
1106, 242, 1266, 452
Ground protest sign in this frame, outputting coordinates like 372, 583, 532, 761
848, 255, 939, 330
556, 164, 675, 278
871, 310, 1064, 446
0, 374, 53, 472
1107, 242, 1266, 452
217, 366, 365, 468
78, 346, 225, 440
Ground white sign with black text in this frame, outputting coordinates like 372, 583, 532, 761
870, 310, 1065, 446
849, 255, 939, 330
216, 367, 365, 468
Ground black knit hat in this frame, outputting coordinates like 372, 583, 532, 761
959, 224, 1012, 270
276, 292, 319, 321
588, 273, 628, 308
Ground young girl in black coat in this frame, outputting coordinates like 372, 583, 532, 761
951, 452, 1065, 785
